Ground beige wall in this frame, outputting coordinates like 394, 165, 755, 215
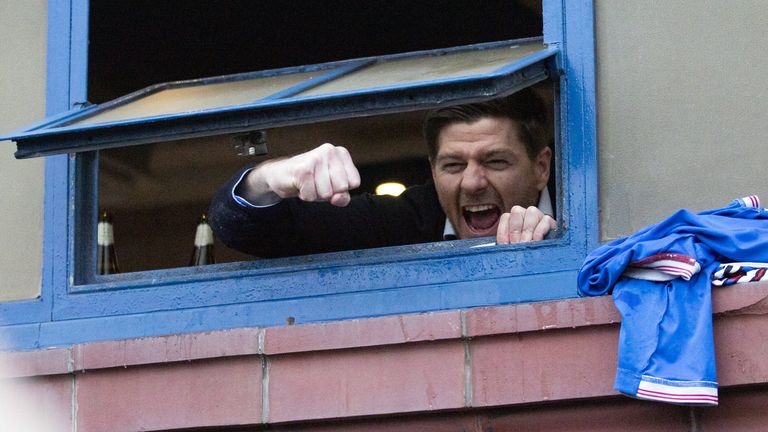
595, 1, 768, 240
0, 0, 47, 301
2, 1, 766, 300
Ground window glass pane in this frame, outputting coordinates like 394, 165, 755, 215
97, 110, 429, 272
71, 70, 322, 126
94, 80, 556, 276
300, 42, 544, 96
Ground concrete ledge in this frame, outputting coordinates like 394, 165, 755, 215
2, 282, 767, 376
72, 326, 261, 371
264, 309, 462, 355
1, 283, 767, 431
0, 346, 71, 379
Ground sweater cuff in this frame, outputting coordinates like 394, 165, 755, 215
231, 167, 281, 209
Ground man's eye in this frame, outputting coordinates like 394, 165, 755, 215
441, 163, 464, 173
486, 160, 510, 169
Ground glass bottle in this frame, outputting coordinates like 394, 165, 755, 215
189, 213, 215, 266
97, 210, 120, 275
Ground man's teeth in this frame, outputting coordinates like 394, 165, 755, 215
464, 204, 496, 212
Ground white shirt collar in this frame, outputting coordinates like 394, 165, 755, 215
443, 186, 553, 240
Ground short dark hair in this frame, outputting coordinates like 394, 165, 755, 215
423, 88, 550, 163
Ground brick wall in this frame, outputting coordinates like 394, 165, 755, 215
2, 283, 768, 431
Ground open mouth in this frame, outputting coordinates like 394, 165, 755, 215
462, 204, 501, 233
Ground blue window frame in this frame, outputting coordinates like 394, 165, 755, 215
0, 0, 596, 351
8, 39, 554, 158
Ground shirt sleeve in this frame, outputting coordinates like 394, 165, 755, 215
230, 167, 281, 209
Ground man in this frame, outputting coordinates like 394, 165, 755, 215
209, 89, 556, 258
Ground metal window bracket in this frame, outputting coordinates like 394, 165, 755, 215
234, 130, 268, 156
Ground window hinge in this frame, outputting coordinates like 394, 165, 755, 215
72, 100, 93, 109
234, 130, 268, 156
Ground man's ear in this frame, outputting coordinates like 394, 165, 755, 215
534, 146, 552, 191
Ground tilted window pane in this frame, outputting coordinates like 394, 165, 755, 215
299, 42, 544, 96
3, 39, 553, 159
72, 70, 322, 126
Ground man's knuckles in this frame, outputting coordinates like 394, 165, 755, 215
275, 144, 360, 203
525, 206, 543, 217
509, 205, 526, 215
316, 188, 334, 201
498, 206, 554, 243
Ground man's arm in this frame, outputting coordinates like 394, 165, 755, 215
210, 141, 551, 257
236, 143, 361, 207
208, 143, 397, 258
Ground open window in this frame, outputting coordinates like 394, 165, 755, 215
5, 2, 557, 273
1, 0, 595, 327
95, 80, 556, 273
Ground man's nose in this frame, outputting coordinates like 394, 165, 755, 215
460, 163, 488, 193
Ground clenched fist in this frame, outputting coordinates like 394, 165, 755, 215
238, 143, 361, 207
496, 205, 556, 244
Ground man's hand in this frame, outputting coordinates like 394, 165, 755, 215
239, 143, 361, 207
496, 206, 556, 244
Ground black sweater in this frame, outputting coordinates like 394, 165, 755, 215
209, 166, 446, 258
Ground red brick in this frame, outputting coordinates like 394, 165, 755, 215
699, 385, 768, 431
183, 327, 262, 358
465, 296, 620, 338
268, 412, 481, 432
267, 341, 465, 423
73, 327, 261, 370
0, 375, 73, 431
484, 397, 692, 432
471, 326, 618, 406
714, 314, 768, 386
462, 282, 768, 340
265, 311, 461, 355
464, 304, 515, 337
712, 281, 768, 314
76, 356, 262, 432
0, 347, 71, 378
73, 339, 126, 371
257, 397, 696, 431
569, 295, 622, 327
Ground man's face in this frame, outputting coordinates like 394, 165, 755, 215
431, 117, 551, 239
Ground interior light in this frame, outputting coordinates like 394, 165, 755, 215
375, 182, 406, 197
